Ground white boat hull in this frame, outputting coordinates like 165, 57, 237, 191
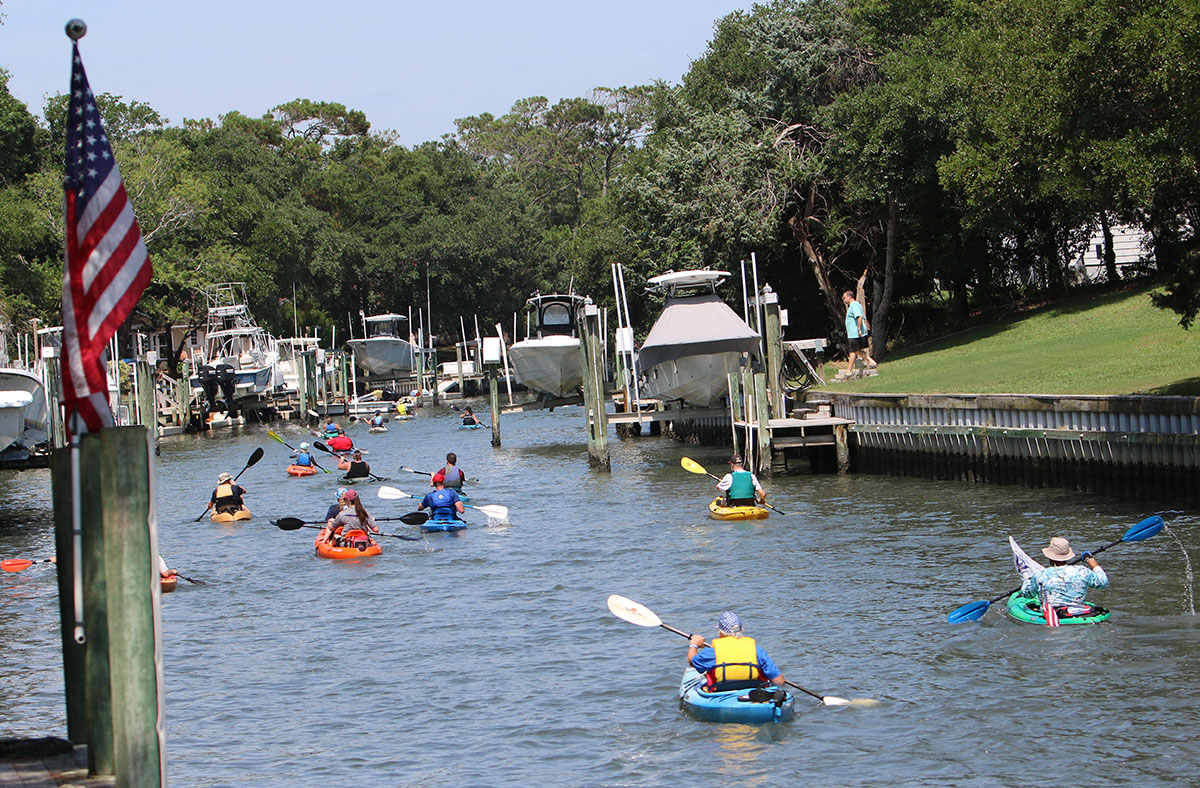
638, 352, 744, 407
347, 338, 415, 377
0, 368, 49, 452
508, 336, 582, 397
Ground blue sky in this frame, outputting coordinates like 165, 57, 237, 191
1, 1, 751, 146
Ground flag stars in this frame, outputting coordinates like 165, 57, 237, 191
87, 168, 98, 178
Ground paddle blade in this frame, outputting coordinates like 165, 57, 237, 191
314, 441, 333, 454
680, 457, 707, 475
2, 559, 35, 572
273, 517, 307, 531
471, 504, 508, 520
377, 486, 412, 501
399, 511, 429, 525
607, 594, 663, 628
246, 447, 265, 466
1123, 515, 1164, 543
267, 430, 286, 445
820, 696, 851, 706
947, 600, 991, 624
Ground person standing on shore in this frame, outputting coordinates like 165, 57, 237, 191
842, 290, 877, 376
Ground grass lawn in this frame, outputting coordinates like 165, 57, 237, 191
818, 284, 1200, 396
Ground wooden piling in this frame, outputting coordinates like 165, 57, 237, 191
753, 372, 771, 476
580, 303, 610, 470
762, 289, 783, 418
51, 427, 165, 785
489, 370, 501, 447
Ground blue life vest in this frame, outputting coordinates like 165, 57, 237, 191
296, 451, 312, 466
424, 488, 461, 517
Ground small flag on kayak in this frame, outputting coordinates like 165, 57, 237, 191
1041, 591, 1060, 627
60, 39, 152, 436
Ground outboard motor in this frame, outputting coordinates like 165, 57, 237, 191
215, 364, 237, 407
198, 366, 220, 408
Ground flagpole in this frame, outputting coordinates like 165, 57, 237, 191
69, 410, 86, 644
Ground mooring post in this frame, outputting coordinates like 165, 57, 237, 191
753, 372, 772, 476
136, 359, 157, 450
455, 344, 465, 398
762, 287, 783, 418
835, 423, 850, 473
489, 370, 501, 447
52, 427, 165, 784
580, 302, 610, 470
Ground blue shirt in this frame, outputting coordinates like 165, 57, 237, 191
845, 300, 866, 339
420, 488, 462, 517
1021, 564, 1109, 610
690, 638, 782, 681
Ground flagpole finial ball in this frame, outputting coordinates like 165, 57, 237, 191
65, 19, 87, 40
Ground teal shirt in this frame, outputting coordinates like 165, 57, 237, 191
1021, 564, 1109, 610
845, 300, 865, 339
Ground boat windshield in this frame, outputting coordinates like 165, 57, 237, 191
366, 319, 405, 339
540, 303, 574, 336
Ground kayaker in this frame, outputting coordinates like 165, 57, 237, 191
206, 472, 247, 516
158, 555, 176, 582
327, 430, 354, 454
460, 407, 481, 426
418, 477, 465, 519
291, 442, 315, 467
396, 399, 410, 416
324, 487, 349, 522
716, 455, 765, 507
431, 452, 466, 490
1021, 537, 1108, 617
323, 416, 340, 436
338, 450, 372, 479
369, 410, 386, 428
320, 489, 379, 546
687, 612, 786, 691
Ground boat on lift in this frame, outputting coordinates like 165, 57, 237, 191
0, 367, 48, 458
507, 293, 587, 398
346, 313, 416, 378
637, 270, 761, 407
275, 335, 320, 393
189, 283, 282, 404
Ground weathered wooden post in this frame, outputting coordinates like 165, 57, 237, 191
488, 370, 501, 447
762, 286, 784, 418
835, 423, 850, 473
52, 427, 166, 784
580, 302, 610, 470
455, 344, 465, 399
753, 372, 772, 476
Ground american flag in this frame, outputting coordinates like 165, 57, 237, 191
60, 42, 152, 435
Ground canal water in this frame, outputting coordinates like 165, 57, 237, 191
2, 405, 1198, 787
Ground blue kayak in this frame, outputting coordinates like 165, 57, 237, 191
678, 668, 794, 724
458, 423, 484, 430
420, 513, 467, 533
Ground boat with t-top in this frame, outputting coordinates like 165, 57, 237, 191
188, 283, 282, 404
507, 292, 587, 398
346, 313, 416, 378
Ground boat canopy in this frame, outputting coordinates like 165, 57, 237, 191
637, 293, 761, 369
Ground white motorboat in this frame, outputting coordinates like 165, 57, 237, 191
507, 293, 587, 398
346, 313, 416, 378
637, 270, 761, 407
275, 336, 320, 393
189, 283, 282, 403
0, 367, 49, 454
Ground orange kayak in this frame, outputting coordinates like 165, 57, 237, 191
287, 464, 317, 477
314, 528, 382, 559
160, 574, 178, 594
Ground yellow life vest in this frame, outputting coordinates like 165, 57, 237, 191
707, 635, 762, 689
215, 482, 234, 500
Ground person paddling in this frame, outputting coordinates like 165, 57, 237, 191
325, 487, 348, 522
1021, 537, 1108, 618
687, 611, 786, 691
369, 410, 386, 428
418, 477, 465, 520
320, 489, 379, 546
327, 429, 354, 454
460, 407, 481, 426
206, 472, 247, 516
338, 450, 371, 479
431, 452, 466, 491
716, 454, 765, 507
291, 442, 315, 468
323, 416, 340, 436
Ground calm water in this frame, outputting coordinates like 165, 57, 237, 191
2, 405, 1198, 787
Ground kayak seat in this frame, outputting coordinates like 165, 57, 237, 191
708, 679, 765, 693
739, 688, 787, 705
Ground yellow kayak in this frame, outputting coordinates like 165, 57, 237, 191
708, 497, 769, 521
211, 507, 252, 523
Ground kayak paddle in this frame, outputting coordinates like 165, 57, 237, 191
947, 515, 1165, 623
377, 485, 508, 520
168, 572, 207, 586
193, 447, 266, 521
2, 558, 55, 573
679, 457, 786, 516
314, 441, 386, 481
271, 515, 426, 540
267, 430, 332, 474
398, 465, 481, 483
606, 595, 878, 707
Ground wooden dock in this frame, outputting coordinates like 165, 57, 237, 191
0, 741, 112, 787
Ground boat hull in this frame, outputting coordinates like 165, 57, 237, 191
211, 507, 252, 523
678, 669, 794, 723
1005, 593, 1111, 625
0, 368, 49, 452
708, 498, 769, 521
420, 515, 466, 533
347, 337, 415, 377
508, 336, 582, 397
287, 464, 317, 477
639, 352, 745, 407
315, 529, 382, 559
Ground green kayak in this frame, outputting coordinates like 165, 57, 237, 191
1005, 592, 1111, 625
